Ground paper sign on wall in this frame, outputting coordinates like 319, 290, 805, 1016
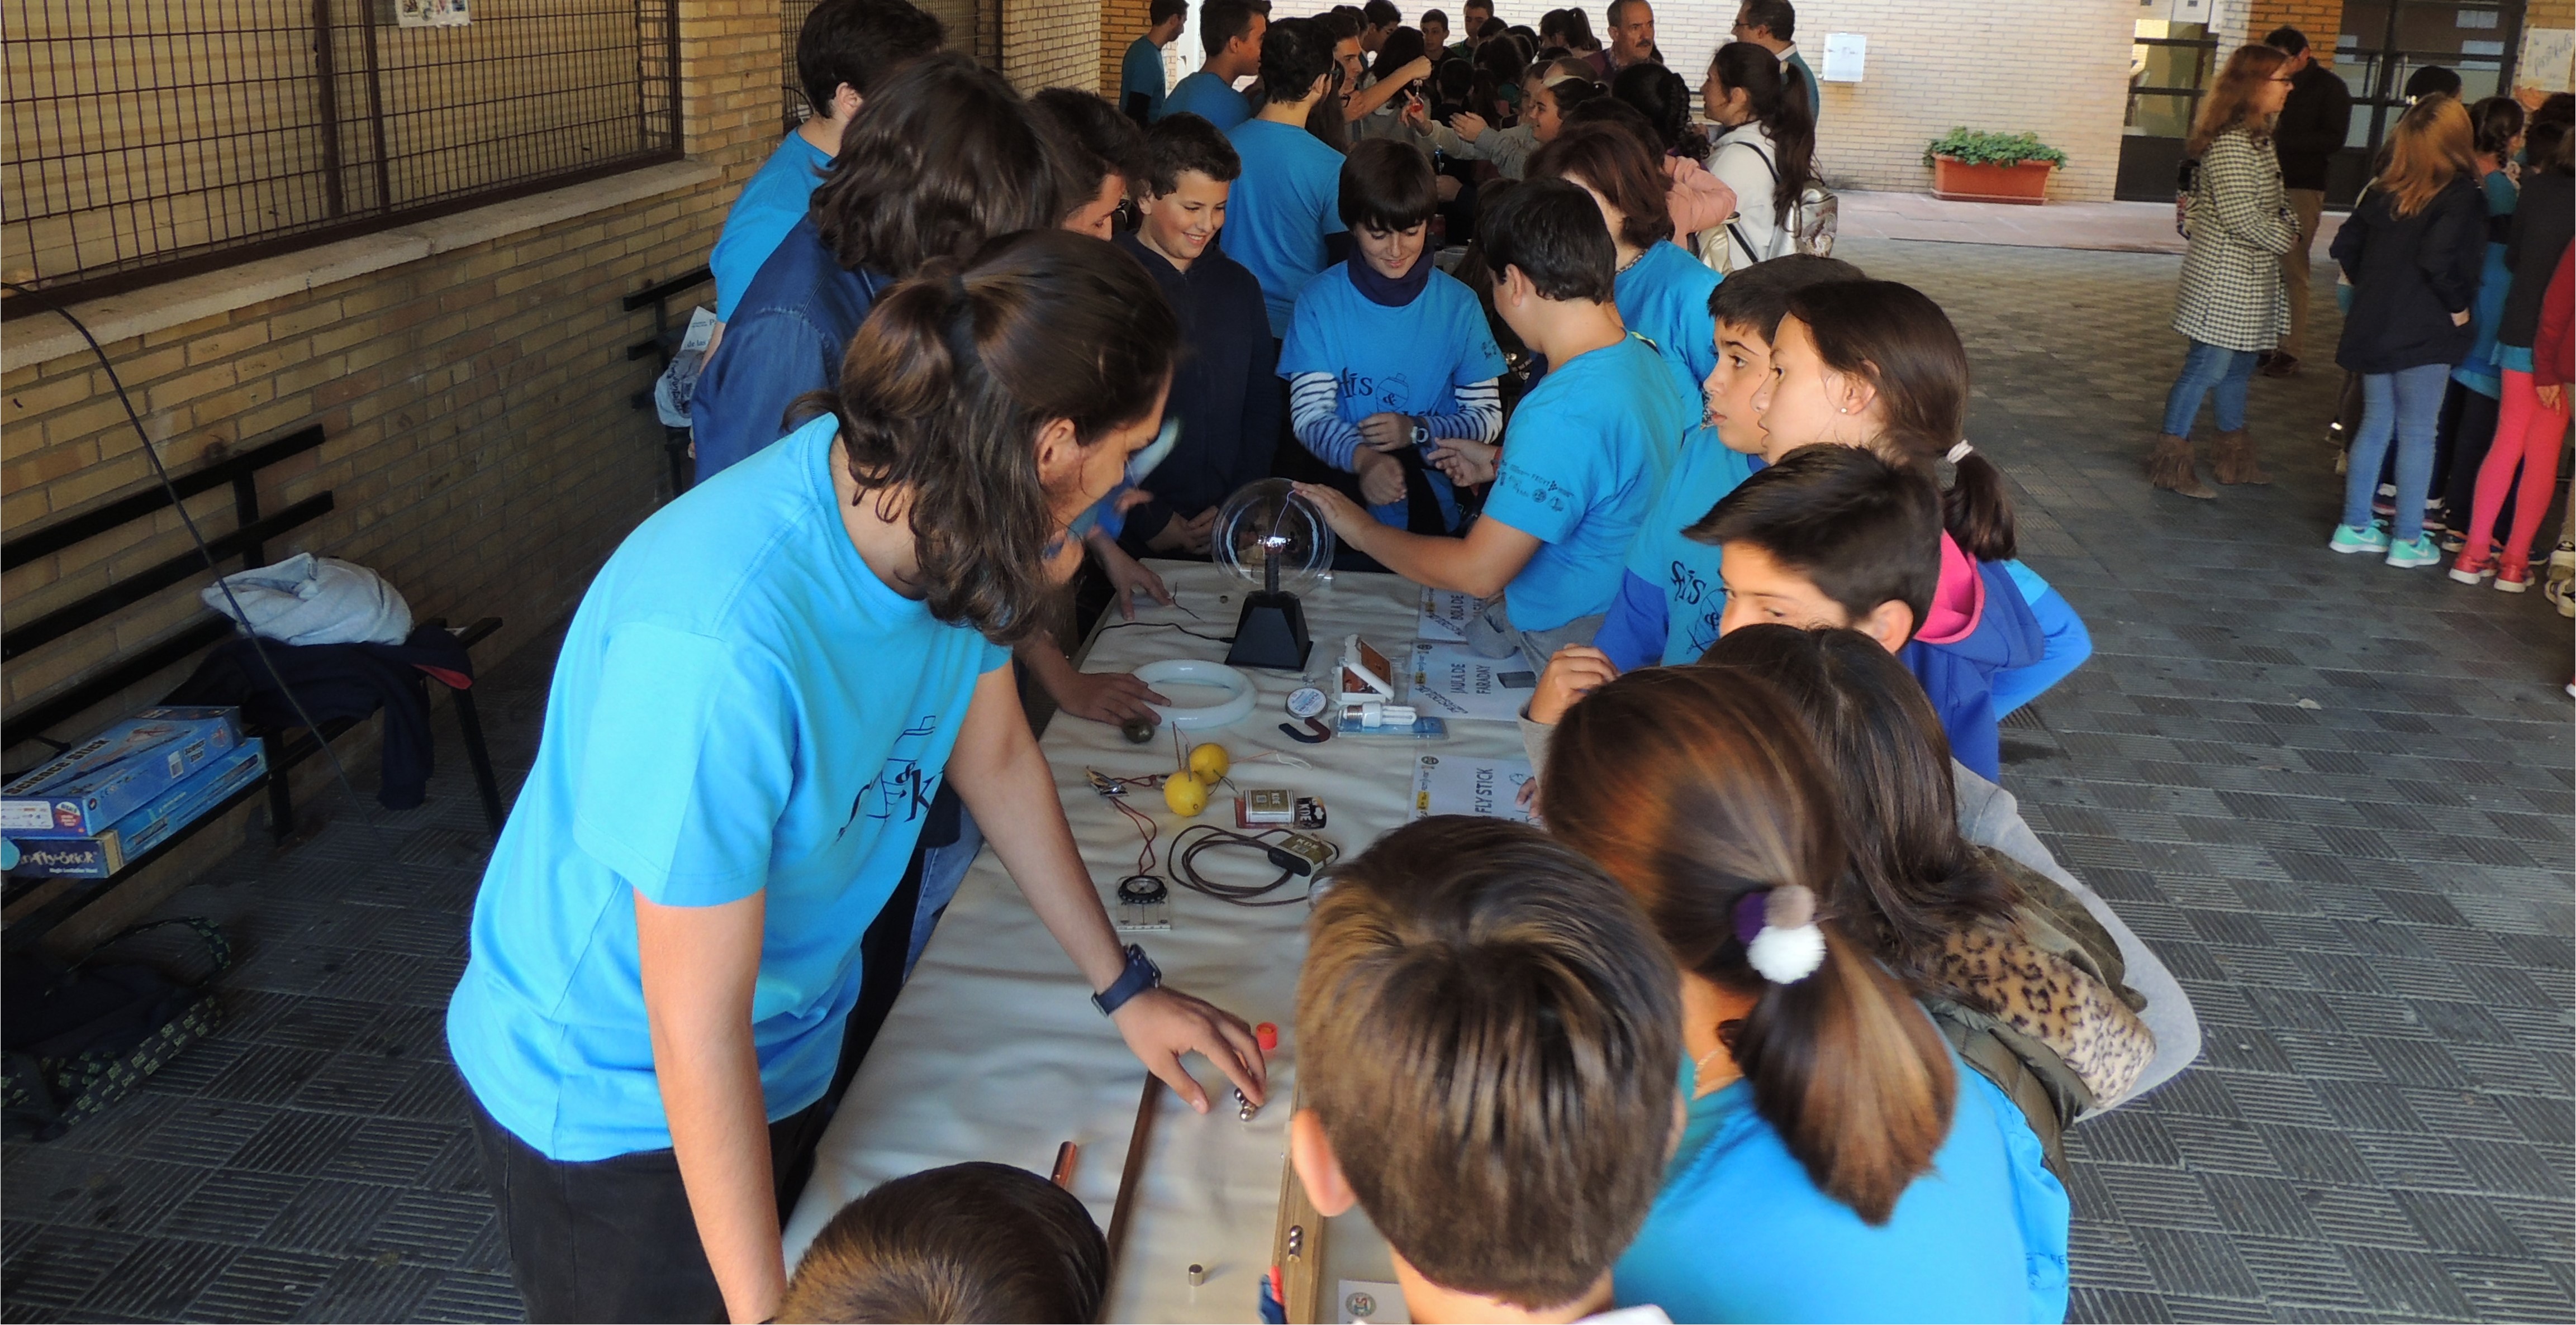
396, 0, 471, 28
1822, 32, 1866, 82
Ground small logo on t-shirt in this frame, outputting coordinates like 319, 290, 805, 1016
844, 715, 944, 836
1502, 468, 1574, 513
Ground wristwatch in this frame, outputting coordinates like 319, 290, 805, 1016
1408, 416, 1430, 449
1092, 943, 1163, 1016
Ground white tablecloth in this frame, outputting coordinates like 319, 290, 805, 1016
783, 564, 1525, 1321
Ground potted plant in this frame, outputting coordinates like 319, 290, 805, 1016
1923, 128, 2068, 204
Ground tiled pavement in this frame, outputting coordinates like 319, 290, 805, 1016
4, 237, 2570, 1323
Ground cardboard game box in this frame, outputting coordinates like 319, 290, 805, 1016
3, 741, 269, 879
2, 707, 244, 836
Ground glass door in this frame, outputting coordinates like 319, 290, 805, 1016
2115, 11, 2221, 201
2328, 1, 2526, 203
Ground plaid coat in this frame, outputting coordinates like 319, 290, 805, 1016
2173, 130, 2300, 351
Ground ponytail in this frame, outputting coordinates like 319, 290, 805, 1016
1736, 922, 1955, 1223
1710, 42, 1816, 218
1943, 450, 2019, 563
1541, 668, 1955, 1226
801, 230, 1179, 645
1785, 280, 2019, 562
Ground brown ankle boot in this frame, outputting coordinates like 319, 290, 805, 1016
2212, 428, 2270, 484
2148, 433, 2216, 499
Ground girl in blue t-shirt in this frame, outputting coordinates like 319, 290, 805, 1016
1542, 668, 2065, 1325
1283, 139, 1507, 534
1530, 115, 1721, 408
446, 233, 1267, 1325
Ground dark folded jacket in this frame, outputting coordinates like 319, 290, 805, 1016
166, 622, 474, 810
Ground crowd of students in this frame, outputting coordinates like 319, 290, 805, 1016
448, 2, 2211, 1321
2150, 30, 2575, 611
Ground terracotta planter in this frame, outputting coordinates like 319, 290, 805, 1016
1931, 156, 2055, 204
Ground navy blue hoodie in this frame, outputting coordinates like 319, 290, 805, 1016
1900, 557, 2046, 782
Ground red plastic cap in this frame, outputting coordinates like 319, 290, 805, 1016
1255, 1022, 1280, 1052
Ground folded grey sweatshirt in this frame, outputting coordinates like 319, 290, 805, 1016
1519, 711, 2201, 1110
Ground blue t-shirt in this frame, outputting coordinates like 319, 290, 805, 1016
1162, 70, 1252, 130
709, 132, 833, 321
1615, 239, 1722, 406
1225, 118, 1350, 337
1280, 263, 1506, 527
447, 414, 1011, 1161
1482, 335, 1694, 631
1121, 36, 1169, 122
1618, 429, 1754, 665
1615, 1052, 2069, 1324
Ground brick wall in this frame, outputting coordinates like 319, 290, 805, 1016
1102, 0, 1156, 99
1254, 1, 2134, 199
1, 2, 784, 752
1004, 0, 1104, 91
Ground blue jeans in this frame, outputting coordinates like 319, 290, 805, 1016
2160, 339, 2260, 437
2341, 363, 2450, 542
905, 807, 984, 980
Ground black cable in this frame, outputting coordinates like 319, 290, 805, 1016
1167, 824, 1338, 908
1095, 619, 1235, 646
3, 280, 381, 841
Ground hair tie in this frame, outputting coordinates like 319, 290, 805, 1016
1732, 885, 1826, 984
941, 273, 981, 377
947, 271, 969, 303
1946, 440, 1974, 464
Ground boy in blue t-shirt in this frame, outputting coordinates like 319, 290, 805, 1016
1290, 818, 1684, 1325
1595, 254, 1866, 670
1296, 179, 1695, 670
1282, 139, 1506, 534
1226, 17, 1352, 337
707, 0, 943, 322
1120, 0, 1187, 124
1159, 0, 1265, 130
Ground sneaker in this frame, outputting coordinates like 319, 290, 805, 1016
2450, 550, 2497, 583
2547, 576, 2576, 618
2495, 557, 2531, 592
2438, 530, 2467, 553
2385, 535, 2444, 568
2372, 483, 2397, 519
2330, 523, 2392, 555
2552, 540, 2575, 574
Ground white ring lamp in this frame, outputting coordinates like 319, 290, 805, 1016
1131, 659, 1257, 730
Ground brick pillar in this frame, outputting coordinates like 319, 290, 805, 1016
2243, 1, 2347, 62
1003, 0, 1104, 92
1102, 0, 1152, 101
678, 0, 787, 192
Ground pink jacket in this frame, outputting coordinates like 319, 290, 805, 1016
1664, 156, 1736, 246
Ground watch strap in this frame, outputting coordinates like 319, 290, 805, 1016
1091, 943, 1162, 1016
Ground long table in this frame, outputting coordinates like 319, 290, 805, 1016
783, 563, 1519, 1322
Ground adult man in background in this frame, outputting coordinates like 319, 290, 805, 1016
1121, 0, 1189, 126
1600, 0, 1661, 75
1161, 0, 1267, 130
1732, 0, 1817, 123
2262, 25, 2352, 379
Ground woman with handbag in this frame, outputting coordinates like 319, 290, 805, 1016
2151, 45, 2298, 499
1700, 41, 1817, 274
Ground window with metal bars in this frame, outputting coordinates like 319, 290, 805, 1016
2, 0, 682, 312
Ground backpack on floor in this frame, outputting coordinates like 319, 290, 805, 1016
2, 918, 230, 1141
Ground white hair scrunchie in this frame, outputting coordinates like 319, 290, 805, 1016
1946, 440, 1974, 464
1734, 885, 1828, 984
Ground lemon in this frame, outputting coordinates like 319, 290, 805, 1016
1163, 773, 1210, 818
1189, 742, 1230, 784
